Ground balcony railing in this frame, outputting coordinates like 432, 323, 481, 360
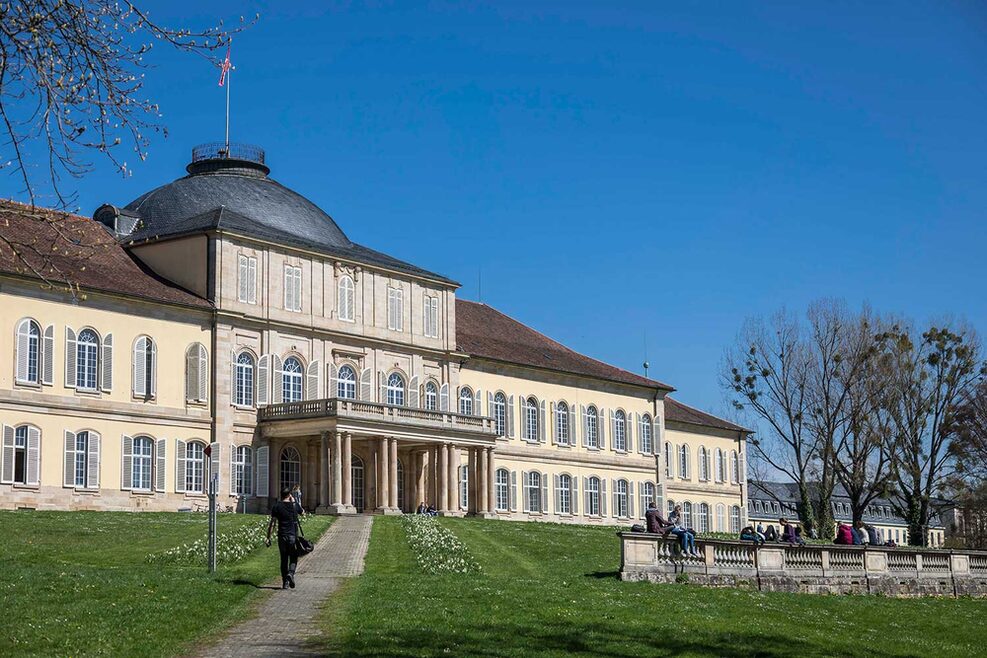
258, 398, 496, 434
620, 533, 987, 598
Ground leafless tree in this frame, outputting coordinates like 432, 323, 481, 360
945, 378, 987, 548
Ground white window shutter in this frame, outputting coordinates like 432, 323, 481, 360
26, 426, 40, 485
538, 400, 546, 443
88, 431, 101, 488
582, 477, 589, 513
65, 327, 77, 388
439, 383, 450, 411
175, 439, 187, 493
359, 367, 373, 401
42, 324, 54, 385
739, 452, 746, 483
133, 340, 146, 397
155, 439, 167, 492
63, 430, 76, 487
101, 333, 113, 392
609, 410, 616, 451
197, 345, 208, 402
627, 413, 635, 452
248, 258, 257, 304
598, 407, 606, 449
541, 473, 549, 513
185, 347, 197, 402
306, 360, 321, 400
628, 481, 635, 519
550, 402, 557, 445
257, 355, 270, 406
328, 362, 338, 399
553, 474, 560, 513
210, 443, 221, 492
238, 256, 248, 301
379, 371, 386, 403
600, 478, 608, 517
283, 267, 291, 310
474, 389, 482, 416
581, 405, 588, 447
256, 445, 269, 497
510, 470, 518, 511
507, 395, 515, 438
408, 376, 419, 408
1, 425, 14, 484
571, 477, 579, 515
569, 405, 577, 447
121, 435, 133, 491
15, 321, 30, 382
272, 355, 284, 404
521, 470, 529, 513
229, 445, 237, 496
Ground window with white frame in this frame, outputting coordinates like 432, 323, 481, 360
556, 401, 569, 445
586, 406, 599, 448
586, 476, 601, 516
424, 381, 438, 411
614, 479, 629, 517
185, 343, 208, 403
699, 446, 710, 481
338, 275, 355, 321
698, 503, 710, 532
279, 446, 301, 492
558, 473, 572, 514
234, 445, 253, 496
495, 468, 509, 511
185, 441, 206, 494
387, 287, 403, 331
715, 504, 726, 531
641, 481, 656, 512
132, 336, 156, 399
11, 425, 29, 484
423, 295, 439, 338
238, 254, 257, 304
337, 365, 357, 399
386, 373, 405, 406
131, 436, 153, 491
731, 450, 740, 483
282, 357, 304, 403
459, 464, 469, 510
730, 505, 742, 533
15, 319, 40, 384
492, 392, 506, 436
284, 265, 302, 312
74, 431, 93, 488
523, 397, 538, 441
235, 352, 255, 407
679, 444, 690, 479
716, 448, 727, 482
459, 387, 473, 415
683, 501, 693, 528
525, 471, 542, 512
640, 414, 653, 453
667, 499, 676, 517
77, 329, 100, 391
613, 410, 627, 451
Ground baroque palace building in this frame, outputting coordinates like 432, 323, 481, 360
0, 143, 748, 530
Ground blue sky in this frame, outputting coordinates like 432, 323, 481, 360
8, 2, 986, 418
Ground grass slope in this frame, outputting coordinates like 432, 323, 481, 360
321, 517, 986, 657
1, 510, 332, 658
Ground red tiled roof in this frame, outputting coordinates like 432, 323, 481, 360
456, 300, 672, 390
0, 199, 210, 308
664, 397, 750, 433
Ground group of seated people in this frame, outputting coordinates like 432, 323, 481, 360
644, 503, 701, 557
415, 502, 438, 516
834, 521, 891, 546
739, 518, 807, 545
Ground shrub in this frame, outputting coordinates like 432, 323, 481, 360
401, 515, 481, 575
146, 519, 268, 565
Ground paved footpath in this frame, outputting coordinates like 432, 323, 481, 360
193, 515, 373, 658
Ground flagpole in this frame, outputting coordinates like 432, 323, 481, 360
225, 38, 232, 150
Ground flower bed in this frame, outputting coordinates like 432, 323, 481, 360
401, 515, 481, 574
146, 519, 268, 565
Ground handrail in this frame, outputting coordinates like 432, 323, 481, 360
257, 397, 496, 434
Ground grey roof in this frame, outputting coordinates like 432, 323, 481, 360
107, 155, 458, 285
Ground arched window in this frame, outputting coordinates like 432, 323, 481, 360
279, 446, 301, 493
70, 430, 97, 488
424, 381, 438, 411
492, 392, 507, 436
525, 471, 542, 512
131, 436, 154, 491
459, 387, 474, 415
523, 397, 539, 441
386, 373, 405, 406
730, 505, 742, 533
495, 468, 510, 511
132, 336, 156, 399
586, 406, 599, 448
665, 441, 673, 478
338, 275, 355, 321
587, 476, 601, 516
613, 411, 627, 451
459, 464, 469, 510
77, 329, 100, 391
716, 503, 726, 532
185, 343, 208, 403
351, 456, 365, 512
558, 473, 572, 514
698, 503, 709, 533
640, 414, 653, 454
15, 319, 40, 384
731, 450, 740, 483
716, 448, 726, 483
185, 441, 206, 494
682, 501, 693, 528
234, 352, 255, 407
337, 365, 357, 400
233, 445, 253, 496
556, 401, 569, 445
698, 446, 709, 481
679, 444, 690, 479
282, 357, 304, 403
615, 479, 629, 518
641, 482, 656, 513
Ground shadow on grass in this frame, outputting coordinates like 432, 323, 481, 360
314, 619, 919, 658
229, 578, 281, 590
585, 570, 620, 579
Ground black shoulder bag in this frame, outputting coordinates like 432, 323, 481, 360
295, 519, 315, 556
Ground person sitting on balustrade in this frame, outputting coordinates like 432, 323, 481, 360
858, 523, 870, 545
867, 525, 880, 545
834, 522, 854, 545
668, 504, 700, 557
780, 518, 804, 545
740, 525, 765, 544
763, 524, 778, 542
645, 502, 672, 535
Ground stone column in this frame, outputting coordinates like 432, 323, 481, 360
341, 432, 354, 513
438, 442, 448, 512
378, 437, 390, 513
389, 438, 399, 511
486, 447, 496, 516
327, 432, 346, 514
318, 431, 330, 509
447, 444, 459, 515
477, 447, 488, 514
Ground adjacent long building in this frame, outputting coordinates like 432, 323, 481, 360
0, 143, 749, 530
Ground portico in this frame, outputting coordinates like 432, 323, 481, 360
258, 398, 499, 517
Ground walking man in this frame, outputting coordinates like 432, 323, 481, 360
266, 487, 300, 589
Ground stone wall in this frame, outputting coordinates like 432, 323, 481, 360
620, 533, 987, 597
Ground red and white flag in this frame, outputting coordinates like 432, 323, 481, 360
218, 42, 232, 87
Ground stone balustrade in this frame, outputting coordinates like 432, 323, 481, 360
258, 398, 496, 433
620, 532, 987, 597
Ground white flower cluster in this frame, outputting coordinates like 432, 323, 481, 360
402, 515, 481, 575
146, 519, 268, 566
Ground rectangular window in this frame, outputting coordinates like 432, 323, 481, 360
238, 255, 257, 304
423, 295, 439, 337
284, 265, 302, 312
387, 287, 403, 331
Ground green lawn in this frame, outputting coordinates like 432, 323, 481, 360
319, 517, 987, 657
0, 509, 332, 658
